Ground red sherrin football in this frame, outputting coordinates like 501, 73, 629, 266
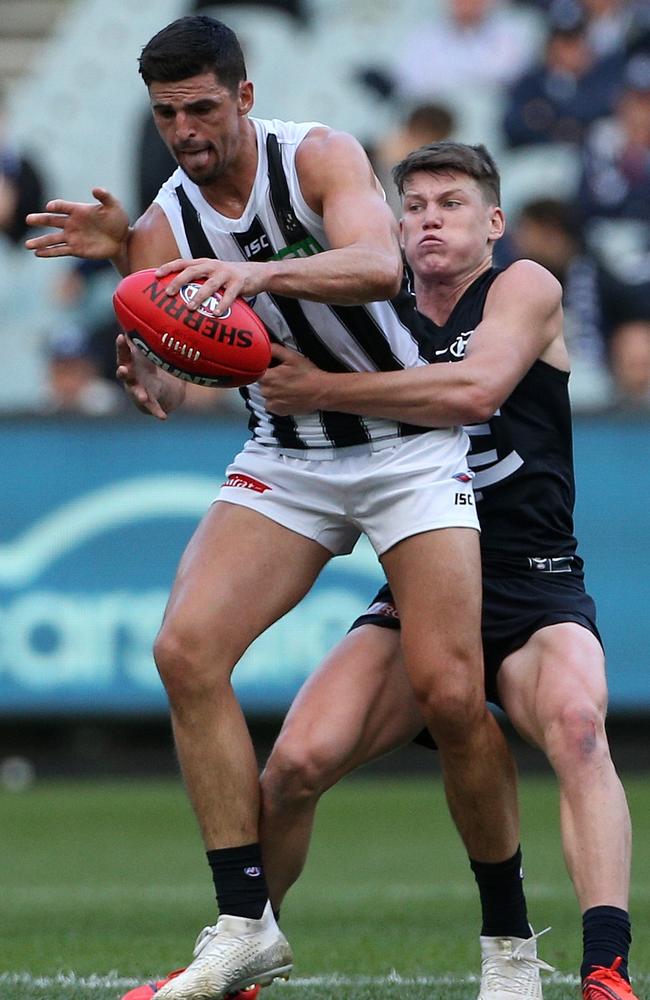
113, 268, 272, 388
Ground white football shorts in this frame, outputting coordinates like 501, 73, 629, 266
217, 429, 479, 557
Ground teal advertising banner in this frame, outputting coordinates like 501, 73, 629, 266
0, 415, 384, 716
0, 415, 647, 715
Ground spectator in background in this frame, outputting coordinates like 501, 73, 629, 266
135, 109, 177, 217
50, 257, 120, 382
191, 0, 310, 26
508, 197, 650, 408
503, 3, 623, 147
394, 0, 540, 100
578, 53, 650, 223
366, 103, 456, 216
608, 320, 650, 409
582, 0, 645, 58
0, 88, 45, 246
43, 323, 124, 416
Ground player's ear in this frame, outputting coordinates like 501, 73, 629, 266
398, 217, 405, 249
489, 206, 505, 242
238, 81, 254, 116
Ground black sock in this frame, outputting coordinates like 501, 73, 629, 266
207, 843, 269, 919
581, 906, 631, 983
470, 846, 531, 939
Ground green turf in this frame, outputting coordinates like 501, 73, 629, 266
1, 774, 649, 999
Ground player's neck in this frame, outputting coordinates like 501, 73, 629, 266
199, 119, 259, 219
415, 258, 492, 325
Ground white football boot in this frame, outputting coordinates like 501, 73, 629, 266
154, 902, 292, 1000
477, 928, 554, 1000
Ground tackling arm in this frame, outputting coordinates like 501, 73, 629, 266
259, 261, 564, 424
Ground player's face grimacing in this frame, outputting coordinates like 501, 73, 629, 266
149, 71, 253, 186
399, 170, 504, 281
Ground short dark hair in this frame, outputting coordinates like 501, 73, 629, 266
138, 15, 247, 93
392, 141, 501, 205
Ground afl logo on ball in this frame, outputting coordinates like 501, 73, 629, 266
180, 283, 232, 320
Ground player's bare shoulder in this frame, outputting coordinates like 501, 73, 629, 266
495, 259, 562, 303
295, 127, 379, 213
489, 259, 568, 370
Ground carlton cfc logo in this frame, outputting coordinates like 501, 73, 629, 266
450, 331, 472, 358
180, 282, 232, 320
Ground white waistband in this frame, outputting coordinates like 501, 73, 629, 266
275, 432, 424, 461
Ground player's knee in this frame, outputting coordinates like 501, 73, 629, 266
406, 640, 482, 727
412, 677, 484, 746
262, 737, 333, 809
153, 622, 225, 702
543, 698, 609, 771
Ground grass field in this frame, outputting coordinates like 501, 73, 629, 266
1, 774, 649, 1000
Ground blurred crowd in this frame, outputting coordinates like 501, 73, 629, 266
362, 0, 650, 411
3, 0, 650, 414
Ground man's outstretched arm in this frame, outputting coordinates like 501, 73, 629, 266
25, 190, 180, 275
26, 191, 187, 418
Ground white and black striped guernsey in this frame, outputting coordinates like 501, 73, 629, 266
154, 117, 430, 453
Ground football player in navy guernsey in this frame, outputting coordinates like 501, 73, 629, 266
25, 18, 524, 1000
256, 142, 640, 1000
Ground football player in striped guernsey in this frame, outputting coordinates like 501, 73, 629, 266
26, 19, 522, 1000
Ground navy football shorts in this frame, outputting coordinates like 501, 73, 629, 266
350, 564, 602, 711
